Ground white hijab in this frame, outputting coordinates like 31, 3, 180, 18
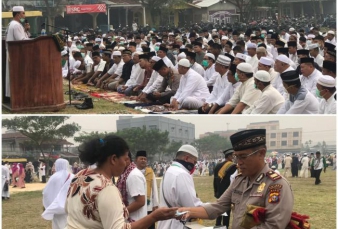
42, 158, 74, 220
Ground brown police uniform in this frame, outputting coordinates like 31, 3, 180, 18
204, 164, 293, 228
203, 129, 294, 229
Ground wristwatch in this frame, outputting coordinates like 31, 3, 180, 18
209, 103, 213, 107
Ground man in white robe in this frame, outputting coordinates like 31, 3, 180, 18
317, 75, 336, 114
5, 6, 31, 97
277, 70, 319, 114
186, 51, 205, 77
299, 57, 322, 96
2, 162, 10, 200
169, 59, 210, 110
243, 70, 285, 114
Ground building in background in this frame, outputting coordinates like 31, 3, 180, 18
116, 116, 195, 144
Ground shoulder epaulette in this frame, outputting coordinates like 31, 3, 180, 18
266, 170, 282, 181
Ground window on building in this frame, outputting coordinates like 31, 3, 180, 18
171, 127, 175, 132
271, 126, 277, 130
281, 141, 287, 146
270, 133, 276, 138
293, 132, 299, 137
282, 132, 287, 138
270, 141, 276, 147
293, 140, 299, 146
149, 125, 158, 130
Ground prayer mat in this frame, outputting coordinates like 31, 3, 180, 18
137, 105, 198, 114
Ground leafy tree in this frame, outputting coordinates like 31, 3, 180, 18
43, 0, 67, 33
193, 134, 231, 159
2, 116, 81, 177
162, 140, 183, 161
74, 131, 112, 143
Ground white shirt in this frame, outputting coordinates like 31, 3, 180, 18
301, 157, 309, 169
140, 169, 159, 211
318, 93, 336, 114
84, 55, 94, 73
203, 64, 218, 86
93, 59, 106, 73
300, 68, 322, 96
107, 60, 124, 78
244, 85, 285, 114
191, 62, 205, 77
314, 157, 325, 170
173, 68, 210, 103
277, 87, 319, 114
325, 37, 336, 45
289, 53, 298, 64
247, 54, 259, 72
227, 77, 262, 113
216, 81, 241, 106
206, 71, 229, 104
126, 168, 147, 221
143, 71, 163, 94
313, 54, 324, 68
125, 63, 145, 87
6, 20, 29, 42
158, 162, 204, 229
162, 56, 174, 68
269, 68, 280, 91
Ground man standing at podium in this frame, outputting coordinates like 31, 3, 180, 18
5, 6, 30, 97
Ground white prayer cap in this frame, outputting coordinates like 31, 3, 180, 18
177, 145, 198, 158
259, 57, 273, 66
149, 30, 154, 34
13, 6, 24, 12
113, 46, 118, 51
61, 50, 68, 56
73, 36, 79, 40
68, 37, 72, 42
303, 153, 307, 156
237, 63, 253, 73
216, 55, 231, 66
307, 34, 315, 39
155, 42, 161, 46
112, 51, 122, 56
235, 53, 247, 61
178, 58, 190, 68
99, 44, 105, 49
239, 34, 244, 38
212, 29, 217, 32
205, 53, 215, 60
136, 47, 143, 52
256, 47, 266, 53
247, 43, 257, 49
250, 34, 256, 37
168, 32, 174, 36
73, 60, 81, 69
107, 36, 112, 39
317, 75, 336, 87
95, 38, 101, 42
151, 56, 161, 62
261, 30, 267, 34
327, 30, 335, 35
269, 29, 274, 32
140, 41, 147, 45
308, 43, 319, 50
276, 54, 290, 64
102, 34, 107, 38
83, 41, 89, 45
134, 51, 144, 55
120, 37, 126, 41
180, 45, 186, 49
289, 28, 295, 32
147, 34, 151, 37
72, 48, 80, 52
221, 36, 229, 40
254, 70, 271, 82
177, 52, 186, 58
118, 47, 125, 51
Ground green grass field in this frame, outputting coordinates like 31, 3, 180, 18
2, 169, 336, 229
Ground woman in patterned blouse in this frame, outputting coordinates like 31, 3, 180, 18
65, 135, 177, 229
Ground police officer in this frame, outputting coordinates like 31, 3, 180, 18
178, 129, 294, 229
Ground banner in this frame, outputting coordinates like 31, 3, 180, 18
66, 4, 106, 14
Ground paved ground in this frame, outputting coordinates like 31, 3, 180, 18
9, 183, 46, 194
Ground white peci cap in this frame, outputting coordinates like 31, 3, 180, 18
237, 63, 253, 73
317, 75, 336, 87
177, 144, 199, 158
255, 70, 271, 82
13, 6, 24, 12
178, 58, 191, 68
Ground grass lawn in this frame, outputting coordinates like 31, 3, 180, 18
2, 83, 143, 114
2, 169, 336, 229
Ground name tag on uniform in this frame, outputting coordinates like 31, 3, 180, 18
233, 189, 243, 195
250, 193, 263, 197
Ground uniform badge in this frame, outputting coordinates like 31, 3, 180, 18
268, 190, 280, 204
255, 173, 264, 183
257, 182, 266, 193
266, 171, 281, 181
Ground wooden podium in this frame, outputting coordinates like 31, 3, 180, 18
2, 36, 66, 112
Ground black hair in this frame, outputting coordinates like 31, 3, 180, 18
233, 46, 242, 53
284, 79, 301, 89
78, 135, 129, 167
236, 40, 245, 48
13, 12, 20, 17
207, 57, 215, 63
299, 37, 306, 42
258, 43, 267, 49
261, 81, 270, 87
73, 52, 82, 58
245, 73, 254, 78
322, 86, 336, 94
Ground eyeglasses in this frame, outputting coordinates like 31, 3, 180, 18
233, 148, 262, 161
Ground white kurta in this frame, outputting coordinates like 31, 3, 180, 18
126, 168, 147, 221
163, 56, 174, 68
143, 71, 163, 94
5, 20, 30, 97
300, 69, 322, 96
314, 54, 324, 68
277, 86, 319, 114
2, 165, 10, 198
226, 77, 262, 113
247, 55, 259, 72
243, 85, 285, 114
216, 82, 241, 106
204, 64, 218, 86
107, 60, 124, 78
173, 68, 210, 108
125, 63, 145, 87
206, 71, 229, 104
158, 162, 204, 229
318, 93, 336, 114
191, 62, 205, 77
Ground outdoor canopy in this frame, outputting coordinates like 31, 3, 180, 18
2, 11, 42, 19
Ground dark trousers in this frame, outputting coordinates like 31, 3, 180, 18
197, 105, 223, 114
215, 210, 230, 227
310, 166, 315, 177
291, 166, 298, 177
314, 169, 322, 184
42, 175, 46, 183
146, 92, 175, 105
147, 211, 155, 229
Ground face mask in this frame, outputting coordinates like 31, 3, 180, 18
20, 18, 25, 23
306, 40, 312, 45
202, 60, 209, 67
261, 34, 265, 38
174, 159, 195, 175
235, 73, 240, 82
173, 50, 178, 55
81, 53, 85, 58
155, 46, 159, 51
254, 83, 258, 89
316, 88, 325, 98
257, 42, 262, 46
